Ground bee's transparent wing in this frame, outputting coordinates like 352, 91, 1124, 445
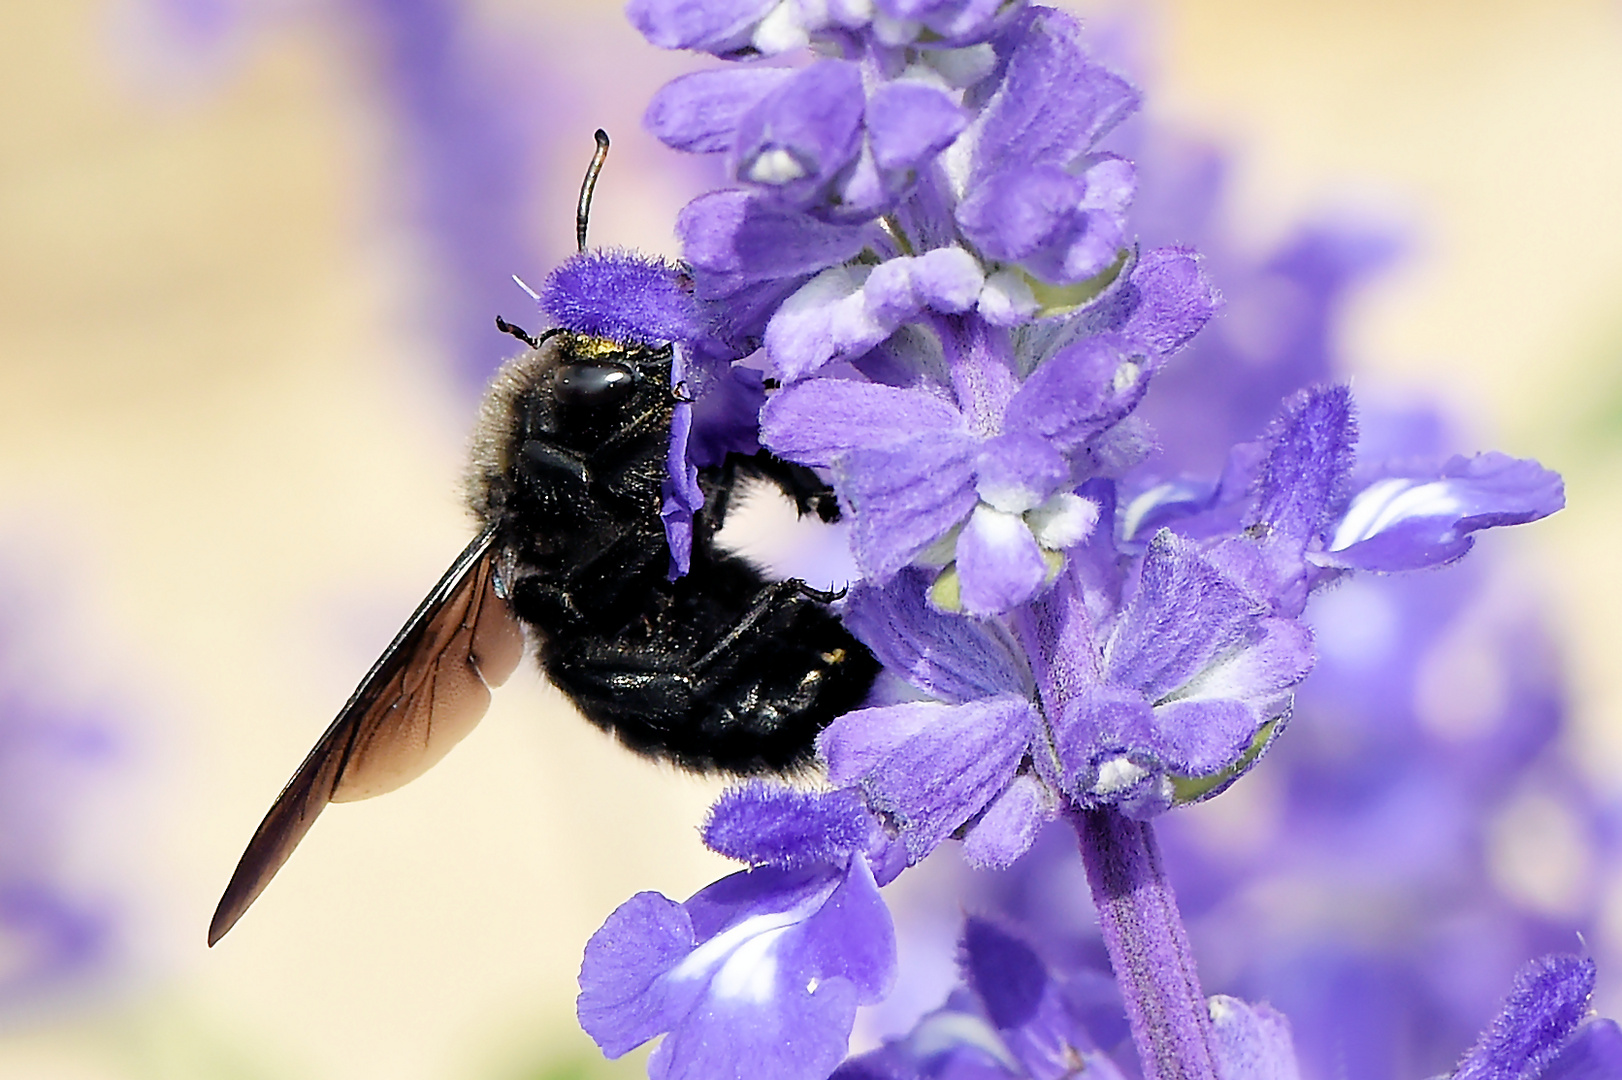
208, 525, 524, 946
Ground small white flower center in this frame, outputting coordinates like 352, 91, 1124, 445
752, 1, 811, 54
1094, 756, 1148, 795
748, 148, 809, 185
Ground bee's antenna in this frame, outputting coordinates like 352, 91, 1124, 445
577, 129, 610, 253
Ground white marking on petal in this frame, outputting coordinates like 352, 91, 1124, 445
826, 0, 872, 27
1330, 477, 1466, 551
806, 977, 820, 994
915, 246, 985, 313
895, 61, 952, 92
908, 1012, 1021, 1070
667, 881, 833, 1004
1119, 481, 1207, 542
711, 925, 791, 1002
871, 12, 918, 45
1026, 493, 1099, 550
791, 0, 830, 33
976, 477, 1042, 515
752, 2, 811, 53
1112, 360, 1140, 393
922, 44, 998, 88
977, 269, 1038, 327
747, 147, 808, 185
1094, 756, 1148, 795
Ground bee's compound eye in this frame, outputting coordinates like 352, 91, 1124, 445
555, 362, 636, 409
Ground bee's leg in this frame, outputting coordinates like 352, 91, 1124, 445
696, 451, 841, 549
691, 578, 833, 671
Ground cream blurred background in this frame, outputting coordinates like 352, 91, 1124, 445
1, 1, 1620, 1078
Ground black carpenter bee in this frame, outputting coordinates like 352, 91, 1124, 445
208, 132, 880, 946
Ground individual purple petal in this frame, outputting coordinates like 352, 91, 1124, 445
734, 61, 866, 206
679, 190, 871, 296
1452, 954, 1595, 1080
909, 246, 986, 312
661, 374, 702, 577
1323, 452, 1565, 572
582, 862, 896, 1080
1144, 698, 1270, 779
541, 249, 708, 346
820, 695, 1037, 862
1542, 1019, 1622, 1080
1207, 997, 1302, 1080
838, 434, 981, 579
1248, 384, 1357, 549
867, 81, 969, 174
1078, 155, 1136, 214
843, 568, 1027, 702
627, 0, 775, 54
1052, 686, 1157, 795
960, 917, 1129, 1079
956, 505, 1050, 616
967, 8, 1139, 186
761, 380, 965, 466
960, 775, 1052, 869
1104, 531, 1257, 701
686, 363, 767, 469
957, 165, 1085, 266
765, 266, 883, 380
1002, 336, 1134, 453
578, 891, 704, 1057
975, 432, 1069, 513
703, 783, 875, 869
1115, 246, 1221, 358
1017, 203, 1128, 287
645, 67, 794, 154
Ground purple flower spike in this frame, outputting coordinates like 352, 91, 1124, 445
704, 783, 876, 869
578, 860, 896, 1080
1451, 954, 1596, 1080
607, 5, 1578, 1078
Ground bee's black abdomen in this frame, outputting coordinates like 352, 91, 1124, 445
531, 552, 880, 773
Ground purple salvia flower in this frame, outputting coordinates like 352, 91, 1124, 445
577, 5, 1572, 1080
578, 786, 898, 1080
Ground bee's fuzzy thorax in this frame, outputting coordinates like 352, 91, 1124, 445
541, 248, 706, 347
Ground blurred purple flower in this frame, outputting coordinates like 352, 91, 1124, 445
0, 574, 125, 1006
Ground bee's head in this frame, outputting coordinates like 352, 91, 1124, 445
546, 333, 673, 436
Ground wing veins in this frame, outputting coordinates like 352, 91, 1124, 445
208, 525, 506, 947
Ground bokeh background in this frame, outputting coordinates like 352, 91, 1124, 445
1, 0, 1621, 1077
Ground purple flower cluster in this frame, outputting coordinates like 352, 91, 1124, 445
559, 3, 1574, 1079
